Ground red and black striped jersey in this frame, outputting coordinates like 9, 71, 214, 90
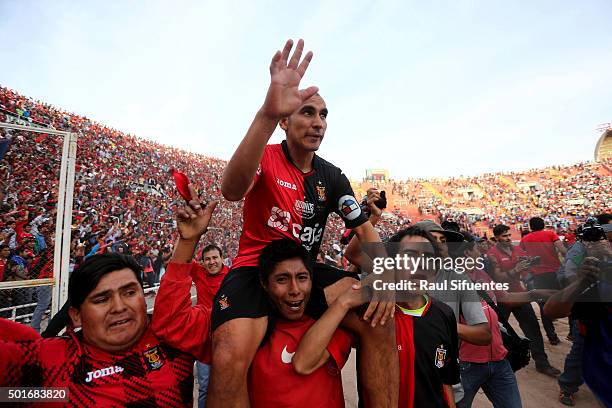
233, 141, 367, 269
0, 323, 194, 407
396, 297, 460, 408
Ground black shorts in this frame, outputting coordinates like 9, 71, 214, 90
211, 262, 359, 332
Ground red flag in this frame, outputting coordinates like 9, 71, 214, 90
171, 168, 192, 201
34, 133, 48, 143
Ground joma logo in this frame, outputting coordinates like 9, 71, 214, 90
277, 178, 297, 190
85, 365, 124, 383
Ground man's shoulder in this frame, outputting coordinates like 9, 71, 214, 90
429, 298, 456, 321
313, 153, 344, 178
522, 230, 554, 242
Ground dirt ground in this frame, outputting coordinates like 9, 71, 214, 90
339, 306, 599, 407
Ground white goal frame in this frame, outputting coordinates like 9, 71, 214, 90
0, 121, 77, 317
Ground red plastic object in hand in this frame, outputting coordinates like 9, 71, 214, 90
171, 168, 192, 201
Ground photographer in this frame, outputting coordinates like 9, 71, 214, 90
487, 224, 560, 377
555, 215, 611, 405
544, 220, 612, 408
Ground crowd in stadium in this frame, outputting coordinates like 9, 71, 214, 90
0, 38, 611, 408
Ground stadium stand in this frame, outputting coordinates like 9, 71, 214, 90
1, 83, 610, 296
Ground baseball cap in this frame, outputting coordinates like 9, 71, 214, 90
414, 220, 465, 242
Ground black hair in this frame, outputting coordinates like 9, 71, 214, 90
68, 253, 143, 309
201, 244, 222, 260
596, 213, 612, 225
529, 217, 545, 231
493, 224, 510, 237
0, 244, 8, 252
388, 226, 440, 257
441, 220, 460, 232
258, 239, 311, 283
450, 239, 477, 259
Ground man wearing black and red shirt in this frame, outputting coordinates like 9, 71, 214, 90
520, 217, 567, 344
487, 224, 560, 377
306, 226, 460, 407
0, 253, 197, 407
210, 39, 397, 407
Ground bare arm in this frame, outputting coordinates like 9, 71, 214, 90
543, 257, 599, 319
221, 39, 317, 201
352, 220, 398, 327
220, 113, 277, 201
554, 240, 567, 257
498, 288, 557, 308
457, 322, 492, 346
293, 283, 363, 375
443, 384, 456, 408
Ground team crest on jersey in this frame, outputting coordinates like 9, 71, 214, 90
219, 294, 230, 310
316, 181, 326, 201
338, 195, 361, 221
143, 345, 166, 371
435, 345, 447, 368
268, 206, 291, 231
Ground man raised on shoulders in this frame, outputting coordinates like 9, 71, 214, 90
209, 39, 398, 407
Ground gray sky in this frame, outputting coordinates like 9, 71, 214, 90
1, 0, 611, 179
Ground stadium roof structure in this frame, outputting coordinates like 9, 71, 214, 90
594, 123, 612, 162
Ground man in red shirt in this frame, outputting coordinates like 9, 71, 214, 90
248, 239, 354, 408
193, 244, 229, 309
0, 253, 197, 406
152, 189, 355, 408
0, 244, 9, 281
212, 39, 397, 407
192, 244, 229, 408
520, 216, 567, 345
487, 224, 560, 376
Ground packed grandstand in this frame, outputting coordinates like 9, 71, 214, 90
1, 84, 610, 286
1, 74, 612, 408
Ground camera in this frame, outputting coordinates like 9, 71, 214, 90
360, 190, 387, 216
577, 218, 606, 242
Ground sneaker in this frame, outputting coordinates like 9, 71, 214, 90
536, 365, 561, 377
549, 336, 561, 345
559, 391, 575, 406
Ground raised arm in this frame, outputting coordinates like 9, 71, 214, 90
152, 185, 217, 360
543, 257, 600, 319
221, 39, 318, 201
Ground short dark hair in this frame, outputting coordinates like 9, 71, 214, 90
0, 244, 8, 251
69, 253, 143, 309
388, 226, 440, 257
258, 239, 311, 283
596, 213, 612, 225
201, 244, 222, 260
493, 224, 510, 237
529, 217, 545, 231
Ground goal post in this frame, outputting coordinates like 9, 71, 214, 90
0, 121, 77, 320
